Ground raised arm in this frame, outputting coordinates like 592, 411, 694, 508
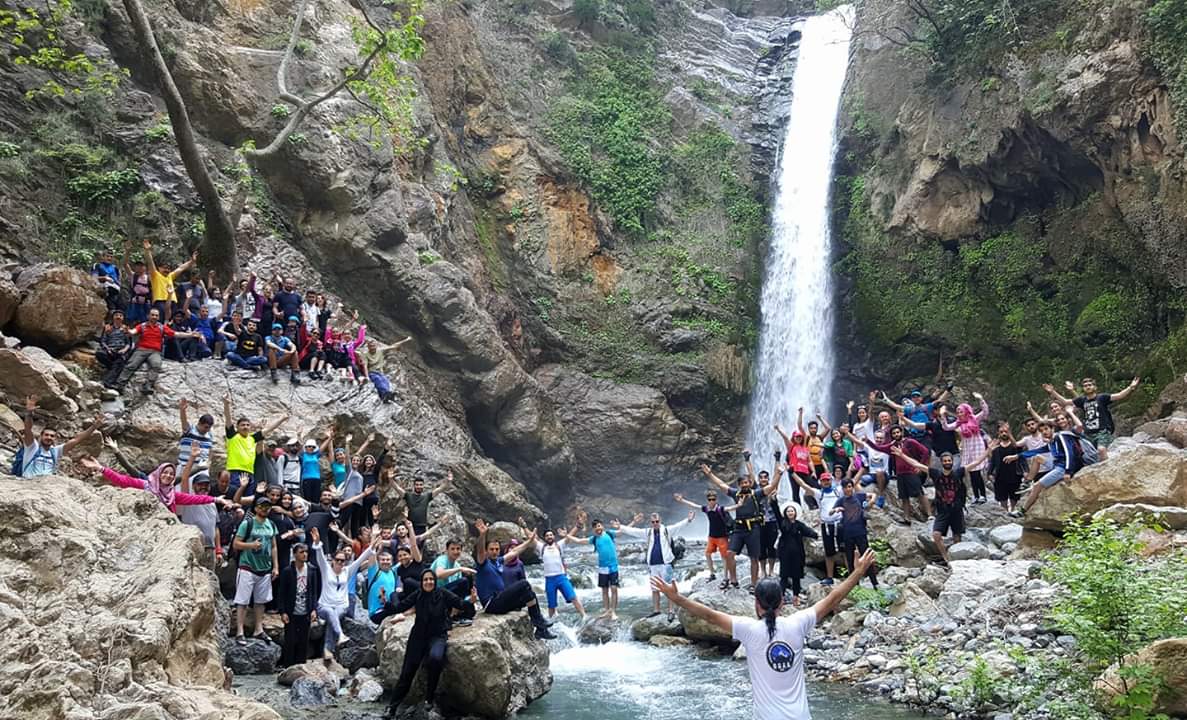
308, 529, 331, 576
699, 463, 730, 492
261, 413, 289, 437
178, 452, 197, 494
813, 549, 877, 622
141, 238, 157, 276
672, 493, 700, 510
20, 395, 36, 447
1111, 376, 1141, 402
796, 407, 805, 434
356, 432, 376, 458
651, 576, 733, 635
815, 412, 833, 435
774, 424, 792, 446
223, 394, 233, 429
937, 407, 956, 431
179, 398, 191, 433
62, 412, 104, 455
175, 250, 198, 276
971, 392, 989, 420
891, 445, 928, 473
879, 392, 904, 412
437, 469, 455, 495
1042, 383, 1073, 406
102, 435, 145, 478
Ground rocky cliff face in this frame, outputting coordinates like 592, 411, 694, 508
0, 475, 279, 719
832, 0, 1187, 419
0, 0, 818, 517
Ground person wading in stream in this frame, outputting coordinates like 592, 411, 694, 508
652, 549, 878, 720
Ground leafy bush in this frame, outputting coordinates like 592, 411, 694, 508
65, 168, 140, 204
1146, 0, 1187, 130
144, 123, 172, 142
270, 104, 292, 119
542, 31, 576, 65
573, 0, 601, 27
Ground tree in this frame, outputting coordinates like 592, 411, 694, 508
120, 0, 425, 277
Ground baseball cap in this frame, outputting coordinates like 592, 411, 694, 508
253, 496, 272, 508
910, 389, 924, 397
272, 323, 282, 330
191, 471, 211, 486
285, 437, 299, 447
287, 315, 299, 323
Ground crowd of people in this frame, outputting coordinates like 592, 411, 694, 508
7, 238, 1139, 719
92, 240, 410, 399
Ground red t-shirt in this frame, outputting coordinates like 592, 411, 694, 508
135, 322, 175, 352
785, 443, 812, 475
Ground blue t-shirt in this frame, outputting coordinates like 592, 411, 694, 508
904, 401, 934, 435
367, 565, 397, 613
475, 557, 505, 606
591, 530, 618, 573
331, 461, 346, 487
300, 450, 321, 480
430, 554, 461, 584
92, 261, 119, 285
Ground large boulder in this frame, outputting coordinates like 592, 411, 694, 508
534, 364, 698, 519
988, 523, 1024, 546
277, 658, 349, 688
1096, 638, 1187, 716
484, 520, 539, 562
937, 560, 1038, 616
630, 613, 683, 641
0, 475, 279, 719
11, 264, 106, 352
888, 581, 939, 620
290, 676, 337, 707
677, 580, 756, 643
0, 346, 83, 413
0, 273, 19, 327
1027, 445, 1187, 530
376, 611, 551, 718
224, 638, 280, 675
578, 616, 621, 644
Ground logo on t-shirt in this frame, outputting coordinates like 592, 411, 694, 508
766, 641, 795, 672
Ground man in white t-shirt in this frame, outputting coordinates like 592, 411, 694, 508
535, 529, 586, 620
18, 395, 103, 478
790, 471, 845, 586
653, 547, 877, 720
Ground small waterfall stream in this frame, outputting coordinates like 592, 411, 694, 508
745, 7, 855, 471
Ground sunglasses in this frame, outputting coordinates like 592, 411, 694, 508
333, 557, 346, 563
651, 519, 661, 524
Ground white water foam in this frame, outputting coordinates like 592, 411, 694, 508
745, 6, 855, 498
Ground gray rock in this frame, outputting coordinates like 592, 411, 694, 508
1056, 635, 1078, 649
989, 524, 1024, 546
351, 669, 385, 702
579, 616, 620, 644
224, 638, 280, 675
341, 616, 378, 646
291, 676, 337, 707
338, 643, 380, 672
630, 613, 682, 641
1009, 636, 1034, 649
948, 541, 991, 560
1019, 623, 1040, 637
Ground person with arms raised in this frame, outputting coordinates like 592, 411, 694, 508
307, 526, 377, 660
17, 396, 103, 478
652, 549, 879, 720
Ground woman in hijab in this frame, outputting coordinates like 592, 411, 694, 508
941, 392, 991, 504
79, 454, 231, 514
373, 567, 476, 716
776, 504, 818, 605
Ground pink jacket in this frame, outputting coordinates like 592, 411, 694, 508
102, 467, 217, 515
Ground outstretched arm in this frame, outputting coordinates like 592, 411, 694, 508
62, 413, 104, 455
813, 549, 877, 622
1042, 383, 1073, 405
223, 394, 233, 429
1111, 376, 1141, 402
699, 463, 731, 492
20, 395, 36, 448
879, 393, 904, 412
141, 239, 157, 276
651, 577, 733, 635
672, 493, 700, 510
175, 251, 198, 276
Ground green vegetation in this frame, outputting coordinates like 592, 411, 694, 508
542, 31, 576, 65
144, 122, 172, 142
548, 49, 670, 237
270, 104, 292, 119
572, 0, 601, 27
417, 250, 438, 266
66, 168, 140, 204
0, 0, 127, 99
847, 586, 894, 611
1146, 0, 1187, 130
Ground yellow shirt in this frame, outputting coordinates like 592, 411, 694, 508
808, 436, 825, 466
226, 429, 260, 473
150, 269, 178, 302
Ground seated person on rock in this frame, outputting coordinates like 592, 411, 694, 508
473, 519, 556, 639
96, 310, 132, 388
429, 538, 477, 599
17, 395, 103, 478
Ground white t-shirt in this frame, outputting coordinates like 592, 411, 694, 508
865, 445, 889, 474
852, 419, 875, 443
732, 609, 817, 720
1022, 434, 1049, 452
811, 485, 844, 526
21, 442, 62, 477
538, 540, 567, 577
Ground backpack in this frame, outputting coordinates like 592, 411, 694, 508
1072, 433, 1100, 469
12, 444, 59, 477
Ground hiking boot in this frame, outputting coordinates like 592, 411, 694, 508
140, 385, 154, 395
290, 372, 301, 385
534, 626, 557, 640
270, 369, 278, 384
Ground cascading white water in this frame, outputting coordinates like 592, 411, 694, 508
745, 7, 854, 474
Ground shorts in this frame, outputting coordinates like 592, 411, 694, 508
1039, 465, 1067, 488
933, 504, 965, 537
821, 523, 840, 556
759, 522, 779, 560
545, 574, 577, 609
706, 536, 729, 556
1087, 430, 1114, 449
1032, 453, 1054, 473
648, 564, 673, 582
597, 571, 620, 588
728, 525, 761, 558
897, 472, 924, 499
234, 568, 272, 605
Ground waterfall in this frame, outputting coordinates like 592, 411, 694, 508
745, 6, 854, 477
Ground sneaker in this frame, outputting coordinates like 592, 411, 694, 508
1008, 509, 1024, 518
707, 573, 717, 581
819, 578, 834, 586
454, 618, 473, 627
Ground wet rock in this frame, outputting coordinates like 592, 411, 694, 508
650, 635, 692, 648
948, 541, 991, 560
631, 613, 683, 641
1092, 503, 1187, 530
376, 610, 550, 718
291, 675, 338, 707
0, 273, 19, 327
12, 264, 106, 352
339, 642, 381, 671
1027, 445, 1187, 530
352, 669, 386, 702
579, 616, 620, 644
225, 638, 281, 675
277, 658, 349, 687
0, 475, 278, 717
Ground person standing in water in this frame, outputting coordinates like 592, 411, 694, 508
563, 512, 637, 620
652, 550, 877, 720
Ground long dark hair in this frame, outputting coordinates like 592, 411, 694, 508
755, 577, 784, 640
